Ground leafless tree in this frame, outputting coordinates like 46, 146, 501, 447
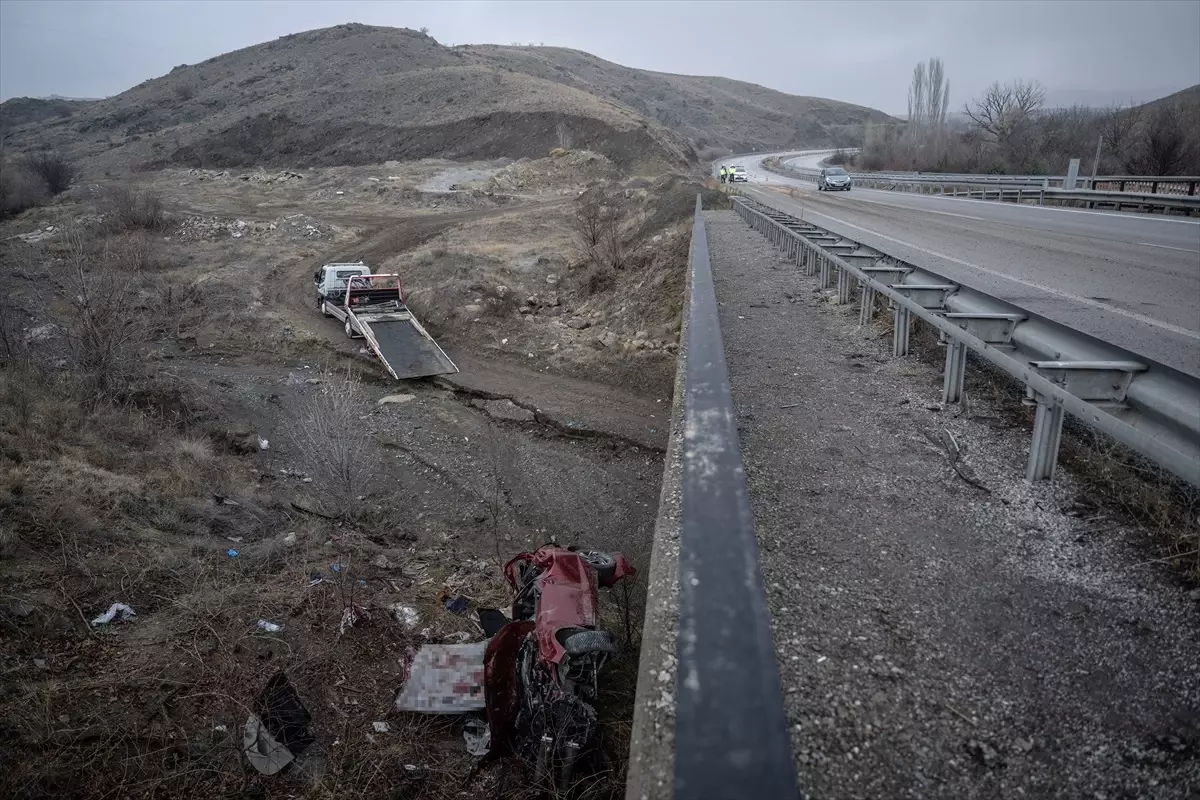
964, 80, 1045, 144
291, 369, 377, 521
907, 57, 950, 160
1099, 102, 1144, 170
1127, 104, 1195, 175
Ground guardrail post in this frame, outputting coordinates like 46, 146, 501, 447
819, 255, 832, 288
1026, 391, 1065, 482
892, 303, 910, 357
859, 284, 875, 326
942, 340, 967, 403
837, 267, 852, 305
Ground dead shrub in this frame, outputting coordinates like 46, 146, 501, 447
0, 157, 50, 218
24, 151, 74, 195
290, 370, 376, 520
100, 184, 170, 231
571, 187, 632, 275
56, 229, 152, 407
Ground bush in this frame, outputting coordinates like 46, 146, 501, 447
0, 159, 50, 218
101, 184, 170, 231
25, 151, 74, 195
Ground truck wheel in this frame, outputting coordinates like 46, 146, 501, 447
320, 298, 330, 316
344, 320, 355, 339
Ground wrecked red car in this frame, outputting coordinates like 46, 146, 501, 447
484, 545, 635, 787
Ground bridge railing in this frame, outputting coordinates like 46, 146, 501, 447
626, 196, 798, 800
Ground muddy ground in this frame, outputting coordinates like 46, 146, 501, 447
0, 157, 679, 798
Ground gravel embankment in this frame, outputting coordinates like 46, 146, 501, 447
705, 210, 1200, 799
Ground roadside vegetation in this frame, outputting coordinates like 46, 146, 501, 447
853, 58, 1200, 175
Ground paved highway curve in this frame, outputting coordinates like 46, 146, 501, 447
715, 152, 1200, 378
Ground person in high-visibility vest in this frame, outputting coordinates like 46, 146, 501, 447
719, 165, 728, 184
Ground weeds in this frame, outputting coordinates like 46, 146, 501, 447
290, 368, 377, 521
101, 184, 171, 231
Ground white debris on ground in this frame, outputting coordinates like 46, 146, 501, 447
173, 213, 331, 242
185, 168, 304, 184
175, 216, 277, 241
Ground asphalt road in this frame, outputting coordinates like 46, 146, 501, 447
714, 152, 1200, 377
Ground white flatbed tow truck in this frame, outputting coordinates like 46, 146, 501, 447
313, 262, 458, 380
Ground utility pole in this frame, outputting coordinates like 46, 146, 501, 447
1090, 135, 1104, 189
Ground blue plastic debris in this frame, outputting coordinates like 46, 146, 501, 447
330, 562, 342, 574
227, 549, 239, 558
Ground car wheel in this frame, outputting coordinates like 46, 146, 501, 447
320, 298, 331, 316
344, 320, 355, 339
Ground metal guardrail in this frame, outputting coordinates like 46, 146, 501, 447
764, 160, 1200, 215
786, 164, 1200, 196
732, 195, 1200, 487
673, 196, 798, 798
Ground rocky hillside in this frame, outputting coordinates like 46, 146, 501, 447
1, 24, 892, 174
464, 45, 893, 153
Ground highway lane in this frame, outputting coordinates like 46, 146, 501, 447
714, 152, 1200, 377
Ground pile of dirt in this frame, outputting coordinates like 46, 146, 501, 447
486, 150, 618, 193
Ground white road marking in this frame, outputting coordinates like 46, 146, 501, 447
779, 200, 1200, 341
1137, 242, 1200, 253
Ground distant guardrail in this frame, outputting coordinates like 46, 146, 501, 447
733, 195, 1200, 487
764, 159, 1200, 215
779, 161, 1200, 197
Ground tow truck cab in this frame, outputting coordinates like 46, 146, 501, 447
314, 262, 370, 303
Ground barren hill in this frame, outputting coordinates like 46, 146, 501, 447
1, 24, 892, 173
464, 45, 892, 153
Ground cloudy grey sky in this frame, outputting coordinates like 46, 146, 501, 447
1, 0, 1198, 111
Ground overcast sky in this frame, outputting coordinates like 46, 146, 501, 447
1, 0, 1198, 111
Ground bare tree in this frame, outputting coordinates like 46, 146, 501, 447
1127, 104, 1195, 175
964, 80, 1045, 144
905, 58, 951, 165
291, 370, 377, 521
964, 80, 1045, 170
1099, 102, 1144, 171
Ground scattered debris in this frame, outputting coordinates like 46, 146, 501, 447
227, 549, 240, 558
391, 604, 421, 631
90, 603, 136, 626
393, 641, 487, 713
258, 437, 270, 451
243, 673, 313, 775
372, 721, 390, 734
478, 607, 509, 638
281, 532, 297, 546
463, 716, 491, 756
441, 592, 469, 615
340, 605, 369, 636
257, 620, 283, 633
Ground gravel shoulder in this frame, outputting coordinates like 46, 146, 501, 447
705, 210, 1200, 799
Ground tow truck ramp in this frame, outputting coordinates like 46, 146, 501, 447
316, 270, 458, 380
352, 309, 458, 380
